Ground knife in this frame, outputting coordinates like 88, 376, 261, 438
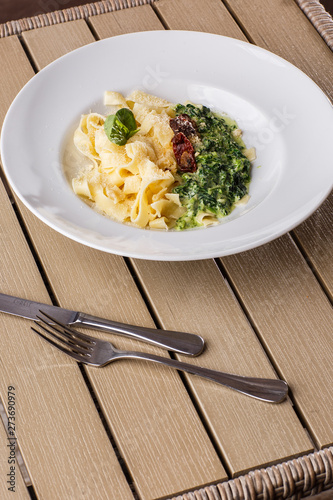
0, 293, 204, 356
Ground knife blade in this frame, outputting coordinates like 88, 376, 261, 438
0, 292, 204, 356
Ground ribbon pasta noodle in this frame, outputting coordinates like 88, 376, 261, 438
72, 90, 185, 229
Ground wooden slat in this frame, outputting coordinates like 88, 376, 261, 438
12, 17, 227, 500
293, 193, 333, 298
89, 4, 163, 37
222, 235, 333, 449
0, 179, 133, 500
0, 36, 35, 124
224, 0, 333, 101
22, 20, 95, 69
155, 0, 246, 39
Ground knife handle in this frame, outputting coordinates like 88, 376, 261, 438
75, 313, 204, 356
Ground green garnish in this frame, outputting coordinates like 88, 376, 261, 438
104, 108, 139, 146
172, 103, 251, 230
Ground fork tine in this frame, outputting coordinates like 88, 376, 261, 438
34, 320, 91, 356
36, 314, 92, 350
31, 327, 88, 364
38, 310, 97, 343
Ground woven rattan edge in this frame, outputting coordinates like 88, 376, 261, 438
168, 447, 333, 500
1, 0, 333, 51
0, 0, 157, 38
295, 0, 333, 50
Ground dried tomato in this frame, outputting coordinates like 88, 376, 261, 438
170, 114, 198, 138
171, 132, 197, 173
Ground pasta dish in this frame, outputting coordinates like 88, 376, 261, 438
71, 90, 255, 230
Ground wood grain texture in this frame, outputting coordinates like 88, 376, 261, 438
293, 193, 333, 298
225, 0, 333, 102
22, 19, 95, 70
155, 0, 246, 39
222, 235, 333, 448
12, 13, 227, 500
89, 4, 163, 38
0, 179, 133, 500
132, 258, 312, 476
0, 36, 35, 126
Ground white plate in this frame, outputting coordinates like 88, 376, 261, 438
1, 31, 332, 261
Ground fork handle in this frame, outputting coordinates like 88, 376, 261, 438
116, 350, 288, 403
75, 313, 204, 356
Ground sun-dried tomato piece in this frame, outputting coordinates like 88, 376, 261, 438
170, 114, 198, 138
172, 132, 197, 173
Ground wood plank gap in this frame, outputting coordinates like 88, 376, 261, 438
150, 2, 171, 30
219, 0, 256, 43
0, 163, 15, 202
0, 34, 67, 308
0, 398, 32, 488
124, 257, 164, 331
0, 396, 39, 499
27, 487, 37, 500
170, 367, 232, 479
84, 17, 101, 41
124, 258, 232, 478
78, 364, 140, 500
213, 257, 284, 379
214, 256, 318, 451
3, 193, 58, 307
18, 35, 39, 74
0, 37, 58, 305
290, 230, 333, 304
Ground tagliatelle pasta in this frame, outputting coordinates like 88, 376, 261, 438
72, 91, 185, 229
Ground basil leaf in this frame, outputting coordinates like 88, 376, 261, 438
104, 108, 139, 146
104, 115, 118, 138
116, 108, 137, 132
104, 114, 129, 146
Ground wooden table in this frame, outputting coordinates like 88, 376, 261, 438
0, 1, 332, 499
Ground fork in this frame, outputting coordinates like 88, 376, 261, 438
32, 312, 288, 403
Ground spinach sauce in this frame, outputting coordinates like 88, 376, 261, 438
172, 104, 251, 230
